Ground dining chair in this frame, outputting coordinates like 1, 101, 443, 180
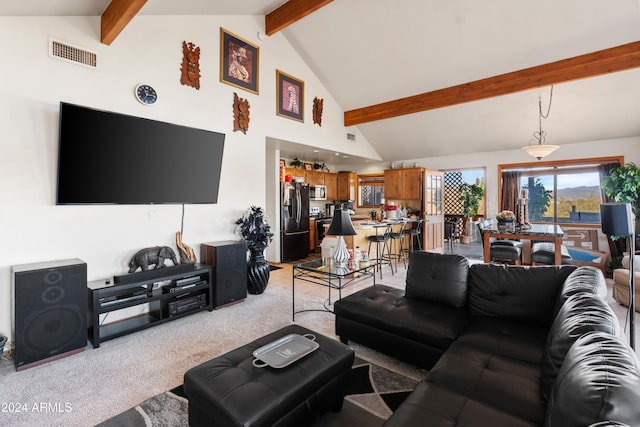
477, 219, 523, 265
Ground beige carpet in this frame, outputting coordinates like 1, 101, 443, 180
0, 284, 422, 427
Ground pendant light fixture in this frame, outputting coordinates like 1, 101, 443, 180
522, 85, 559, 160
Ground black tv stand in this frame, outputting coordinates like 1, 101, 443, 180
88, 263, 213, 348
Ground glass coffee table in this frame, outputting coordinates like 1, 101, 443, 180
292, 258, 376, 321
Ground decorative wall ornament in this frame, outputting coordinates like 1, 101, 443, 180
313, 97, 323, 126
180, 41, 201, 90
233, 92, 250, 134
276, 69, 304, 122
220, 28, 259, 94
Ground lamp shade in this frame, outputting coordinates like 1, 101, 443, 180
326, 208, 357, 236
600, 203, 634, 236
522, 144, 559, 160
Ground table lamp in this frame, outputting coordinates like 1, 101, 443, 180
600, 202, 636, 350
326, 207, 357, 267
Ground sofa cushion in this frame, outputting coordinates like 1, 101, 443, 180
383, 381, 539, 427
541, 293, 620, 400
468, 264, 576, 327
544, 332, 640, 427
553, 266, 608, 316
405, 252, 469, 308
426, 341, 546, 424
457, 316, 549, 365
334, 284, 473, 351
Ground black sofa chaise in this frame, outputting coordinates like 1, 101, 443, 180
334, 252, 640, 426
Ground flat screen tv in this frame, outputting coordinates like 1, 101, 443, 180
56, 102, 225, 205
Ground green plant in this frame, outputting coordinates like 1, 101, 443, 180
290, 158, 304, 168
601, 162, 640, 219
458, 183, 484, 236
235, 206, 273, 250
523, 177, 552, 221
313, 162, 325, 171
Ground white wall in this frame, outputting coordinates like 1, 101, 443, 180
352, 136, 640, 219
0, 16, 379, 340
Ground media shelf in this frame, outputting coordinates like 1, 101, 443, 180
88, 264, 213, 348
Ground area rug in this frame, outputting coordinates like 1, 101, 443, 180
97, 356, 420, 427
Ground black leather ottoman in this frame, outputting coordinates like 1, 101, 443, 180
183, 324, 354, 427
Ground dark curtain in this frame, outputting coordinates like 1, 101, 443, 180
598, 162, 621, 203
501, 171, 521, 213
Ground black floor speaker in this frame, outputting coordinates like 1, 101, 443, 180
201, 241, 248, 308
11, 258, 87, 371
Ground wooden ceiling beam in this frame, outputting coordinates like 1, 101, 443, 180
344, 40, 640, 126
101, 0, 148, 45
265, 0, 333, 36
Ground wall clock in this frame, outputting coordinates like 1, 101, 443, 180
134, 84, 158, 105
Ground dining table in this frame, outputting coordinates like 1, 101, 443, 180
482, 223, 565, 265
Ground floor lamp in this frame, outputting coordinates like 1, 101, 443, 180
326, 207, 357, 267
601, 202, 636, 350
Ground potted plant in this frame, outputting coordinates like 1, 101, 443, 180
290, 158, 304, 168
235, 206, 274, 294
458, 183, 485, 244
601, 162, 640, 258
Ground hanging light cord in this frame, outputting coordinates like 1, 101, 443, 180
533, 85, 554, 144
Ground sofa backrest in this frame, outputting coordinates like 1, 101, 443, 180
544, 332, 640, 426
468, 264, 576, 327
540, 292, 621, 400
405, 252, 469, 308
553, 266, 608, 317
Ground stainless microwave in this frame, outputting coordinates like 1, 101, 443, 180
309, 185, 327, 201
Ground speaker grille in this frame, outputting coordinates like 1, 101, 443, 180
23, 306, 83, 354
49, 38, 98, 69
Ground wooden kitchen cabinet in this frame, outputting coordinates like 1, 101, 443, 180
337, 172, 356, 201
325, 172, 338, 200
384, 168, 423, 200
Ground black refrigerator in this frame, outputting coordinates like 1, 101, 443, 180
281, 182, 310, 262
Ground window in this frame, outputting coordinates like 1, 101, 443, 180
358, 174, 384, 207
444, 168, 486, 216
499, 156, 623, 225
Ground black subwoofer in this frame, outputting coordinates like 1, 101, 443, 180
11, 258, 87, 371
201, 241, 247, 308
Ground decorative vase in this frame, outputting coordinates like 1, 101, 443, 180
247, 246, 270, 294
497, 218, 515, 232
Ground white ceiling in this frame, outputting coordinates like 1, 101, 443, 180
3, 0, 640, 164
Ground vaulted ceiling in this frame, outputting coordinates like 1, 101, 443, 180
4, 0, 640, 164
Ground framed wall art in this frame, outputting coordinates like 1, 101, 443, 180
276, 70, 304, 122
220, 28, 259, 94
304, 162, 313, 171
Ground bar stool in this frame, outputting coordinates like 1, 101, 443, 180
367, 223, 393, 279
389, 221, 407, 272
406, 220, 423, 252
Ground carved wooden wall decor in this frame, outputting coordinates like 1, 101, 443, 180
313, 97, 323, 126
180, 41, 201, 90
233, 92, 250, 134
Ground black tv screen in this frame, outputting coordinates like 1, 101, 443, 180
56, 102, 225, 205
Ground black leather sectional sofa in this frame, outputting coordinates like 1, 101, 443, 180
334, 252, 640, 426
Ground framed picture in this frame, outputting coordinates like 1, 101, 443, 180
304, 163, 313, 171
220, 28, 259, 94
279, 159, 286, 167
276, 70, 304, 122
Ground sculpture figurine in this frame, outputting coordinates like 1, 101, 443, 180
128, 246, 179, 273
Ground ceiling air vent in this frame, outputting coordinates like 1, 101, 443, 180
347, 133, 356, 141
48, 38, 98, 69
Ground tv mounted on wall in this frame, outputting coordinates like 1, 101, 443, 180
56, 102, 225, 205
